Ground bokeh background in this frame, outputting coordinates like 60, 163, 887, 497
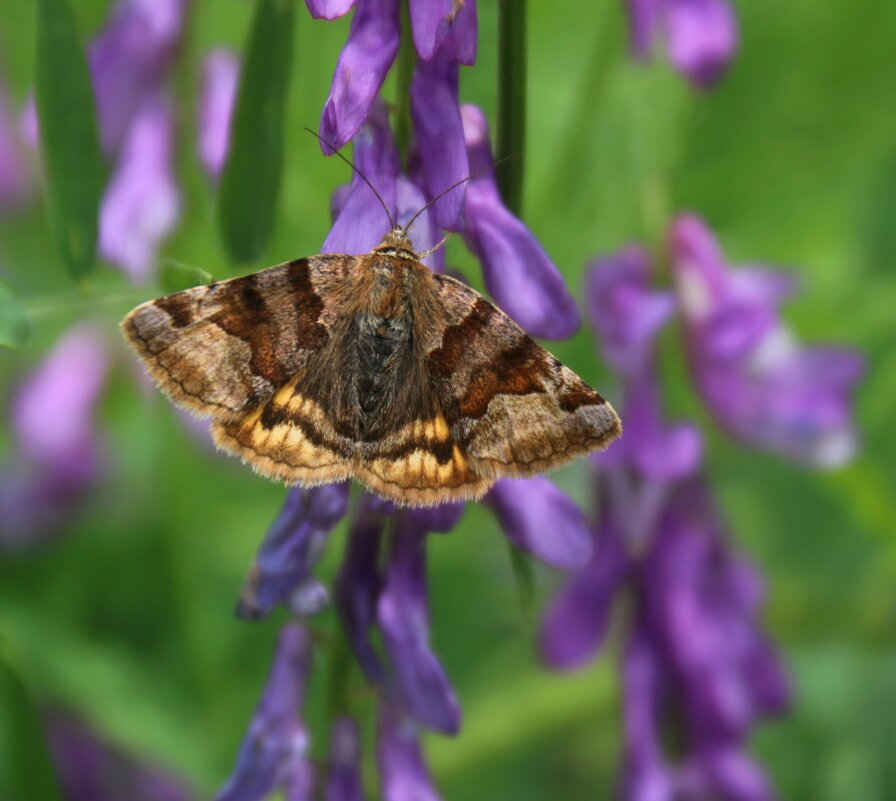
1, 1, 894, 799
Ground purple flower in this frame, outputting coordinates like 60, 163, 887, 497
336, 494, 391, 684
1, 325, 110, 548
215, 624, 314, 801
377, 519, 461, 734
396, 175, 443, 271
585, 246, 675, 375
0, 78, 31, 211
538, 502, 628, 670
88, 0, 187, 154
409, 0, 477, 65
326, 718, 365, 801
486, 477, 593, 571
46, 711, 195, 801
319, 0, 400, 153
460, 104, 579, 340
237, 483, 350, 620
669, 214, 864, 467
99, 96, 181, 281
198, 49, 240, 180
376, 704, 442, 801
306, 0, 357, 20
410, 50, 468, 229
625, 0, 739, 88
324, 102, 399, 253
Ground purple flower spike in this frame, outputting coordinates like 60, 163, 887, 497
0, 79, 31, 211
324, 103, 399, 254
538, 508, 628, 670
377, 521, 461, 734
198, 49, 240, 180
215, 624, 313, 801
376, 704, 442, 801
319, 0, 400, 153
410, 51, 469, 229
88, 0, 187, 154
486, 477, 593, 571
624, 0, 738, 89
306, 0, 358, 20
670, 214, 864, 468
585, 246, 675, 375
409, 0, 477, 65
100, 96, 181, 282
237, 483, 350, 620
460, 104, 579, 340
326, 718, 364, 801
336, 495, 390, 684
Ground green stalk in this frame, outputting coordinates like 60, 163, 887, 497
394, 0, 416, 168
497, 0, 528, 215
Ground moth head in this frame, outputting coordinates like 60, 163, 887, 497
380, 226, 415, 253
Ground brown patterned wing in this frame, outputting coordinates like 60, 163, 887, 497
424, 274, 622, 483
121, 255, 351, 422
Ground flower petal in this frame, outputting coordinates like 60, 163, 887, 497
664, 0, 739, 88
376, 704, 442, 801
198, 49, 239, 180
487, 477, 593, 571
326, 718, 364, 801
306, 0, 357, 20
409, 0, 477, 64
237, 483, 350, 620
319, 0, 399, 152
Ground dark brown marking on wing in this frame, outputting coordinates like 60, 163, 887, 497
154, 293, 196, 328
456, 341, 548, 418
427, 298, 497, 376
558, 385, 606, 413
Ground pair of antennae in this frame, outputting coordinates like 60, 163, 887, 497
303, 127, 517, 237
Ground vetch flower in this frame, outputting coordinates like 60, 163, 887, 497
1, 325, 110, 548
670, 213, 865, 467
410, 50, 469, 230
237, 483, 350, 620
198, 49, 240, 180
460, 104, 580, 340
215, 624, 314, 801
324, 102, 400, 254
585, 246, 675, 375
625, 0, 739, 88
319, 0, 400, 153
88, 0, 188, 154
485, 477, 593, 571
326, 718, 365, 801
99, 96, 181, 281
377, 518, 461, 735
409, 0, 477, 65
376, 704, 441, 801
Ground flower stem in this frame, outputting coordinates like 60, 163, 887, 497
497, 0, 527, 215
394, 0, 415, 168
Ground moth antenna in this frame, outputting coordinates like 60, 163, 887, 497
418, 231, 455, 259
303, 126, 396, 230
404, 153, 520, 234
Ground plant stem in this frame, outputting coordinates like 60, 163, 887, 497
394, 0, 415, 169
497, 0, 527, 215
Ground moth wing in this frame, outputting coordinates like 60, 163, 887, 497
121, 255, 351, 422
424, 274, 621, 481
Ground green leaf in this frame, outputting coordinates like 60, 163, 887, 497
0, 632, 64, 801
0, 280, 30, 348
159, 261, 214, 294
35, 0, 103, 280
507, 542, 536, 619
218, 0, 296, 263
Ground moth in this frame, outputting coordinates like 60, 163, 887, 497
122, 183, 621, 506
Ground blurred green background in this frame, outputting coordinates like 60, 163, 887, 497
1, 0, 895, 798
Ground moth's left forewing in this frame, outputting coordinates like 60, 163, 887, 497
424, 274, 621, 482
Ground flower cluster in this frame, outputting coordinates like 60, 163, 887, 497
538, 216, 862, 800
